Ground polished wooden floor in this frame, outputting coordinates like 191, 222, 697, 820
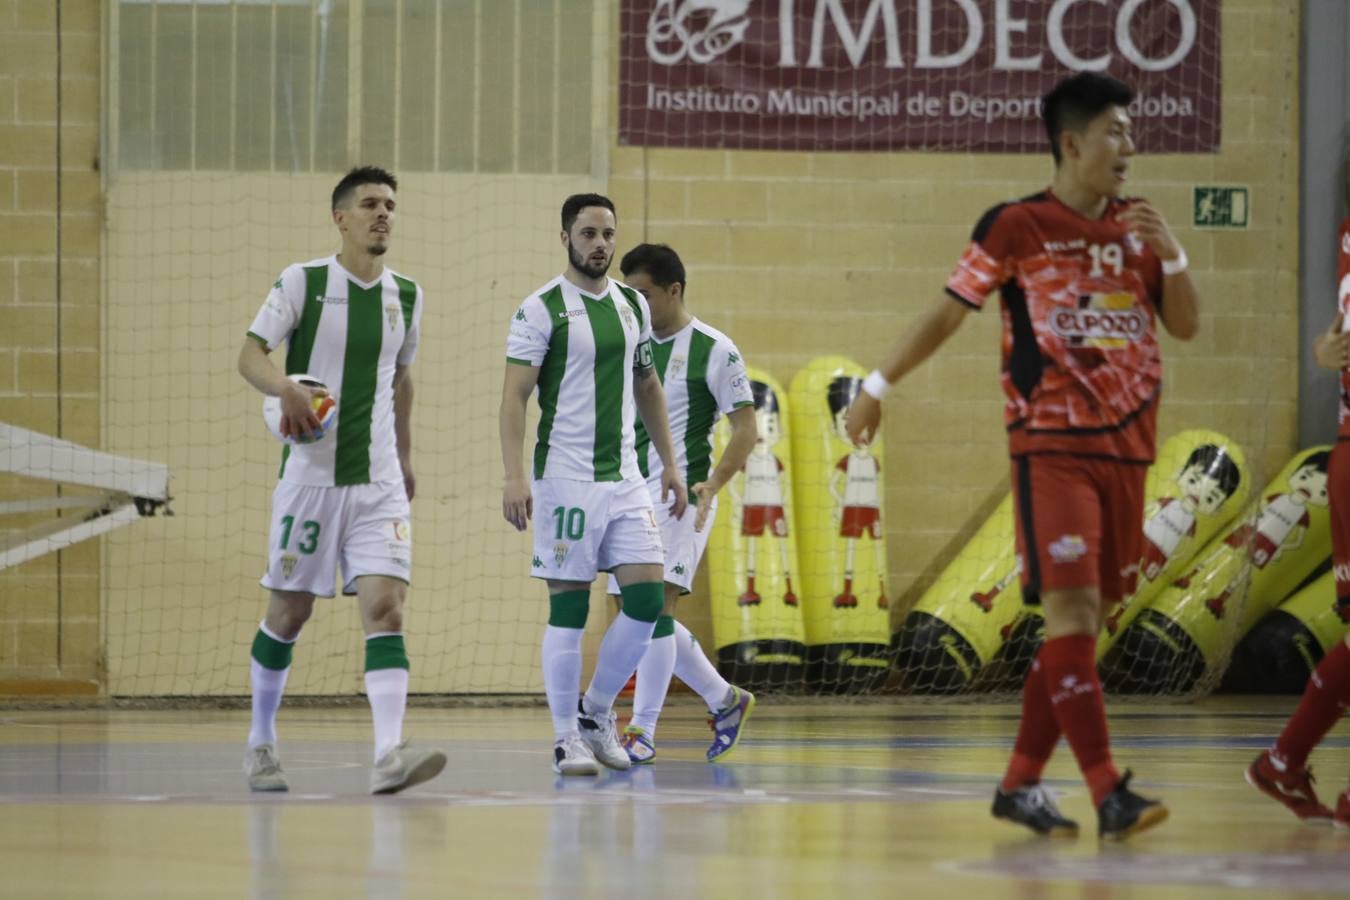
1, 697, 1349, 898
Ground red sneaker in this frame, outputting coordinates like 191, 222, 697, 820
1334, 788, 1350, 830
1245, 751, 1333, 823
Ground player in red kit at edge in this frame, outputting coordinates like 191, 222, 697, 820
847, 72, 1200, 840
1245, 181, 1350, 829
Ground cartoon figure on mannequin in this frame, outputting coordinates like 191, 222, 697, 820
826, 376, 886, 610
730, 381, 797, 606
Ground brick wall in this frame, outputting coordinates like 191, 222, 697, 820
0, 0, 101, 689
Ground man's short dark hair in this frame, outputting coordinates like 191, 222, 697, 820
751, 380, 778, 413
620, 243, 686, 291
561, 193, 616, 233
1181, 444, 1242, 500
827, 376, 862, 417
1041, 72, 1134, 165
332, 165, 398, 211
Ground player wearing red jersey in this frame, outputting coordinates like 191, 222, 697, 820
1245, 187, 1350, 829
848, 73, 1199, 841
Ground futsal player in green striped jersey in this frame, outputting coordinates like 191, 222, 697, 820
237, 166, 446, 795
500, 194, 688, 775
608, 244, 759, 765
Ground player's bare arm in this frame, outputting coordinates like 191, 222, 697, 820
1118, 202, 1199, 341
1314, 312, 1350, 370
394, 364, 415, 501
633, 364, 689, 519
846, 292, 971, 446
690, 404, 757, 533
499, 362, 540, 531
237, 334, 323, 441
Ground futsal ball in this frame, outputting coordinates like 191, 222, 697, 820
262, 373, 337, 444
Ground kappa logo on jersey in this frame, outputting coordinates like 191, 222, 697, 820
1050, 293, 1146, 349
272, 278, 284, 290
673, 563, 686, 575
532, 555, 544, 569
515, 308, 527, 322
727, 352, 740, 365
1047, 534, 1088, 564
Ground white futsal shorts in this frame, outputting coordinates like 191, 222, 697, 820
261, 480, 412, 598
607, 481, 715, 595
530, 476, 664, 582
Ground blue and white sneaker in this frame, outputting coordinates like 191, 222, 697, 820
621, 725, 656, 765
706, 687, 755, 763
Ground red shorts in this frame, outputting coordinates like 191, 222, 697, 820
839, 506, 881, 539
741, 505, 787, 537
1011, 454, 1147, 603
1330, 442, 1350, 623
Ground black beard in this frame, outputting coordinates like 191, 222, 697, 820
568, 241, 610, 279
367, 243, 389, 256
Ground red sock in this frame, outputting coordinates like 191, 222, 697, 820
1274, 639, 1350, 770
1001, 649, 1062, 791
1041, 633, 1119, 806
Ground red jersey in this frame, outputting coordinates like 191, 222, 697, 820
946, 190, 1164, 461
1337, 218, 1350, 438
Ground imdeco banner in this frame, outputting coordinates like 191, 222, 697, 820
618, 0, 1220, 153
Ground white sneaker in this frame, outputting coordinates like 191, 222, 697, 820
553, 735, 600, 776
245, 744, 288, 792
370, 740, 447, 795
577, 700, 631, 771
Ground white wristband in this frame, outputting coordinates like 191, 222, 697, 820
861, 370, 891, 400
1161, 248, 1188, 276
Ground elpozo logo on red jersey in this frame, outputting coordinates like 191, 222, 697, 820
1048, 297, 1147, 346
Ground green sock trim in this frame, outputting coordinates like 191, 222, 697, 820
549, 589, 590, 629
619, 581, 664, 623
365, 634, 410, 672
251, 629, 294, 671
653, 615, 675, 639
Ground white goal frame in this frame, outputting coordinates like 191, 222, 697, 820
0, 424, 171, 571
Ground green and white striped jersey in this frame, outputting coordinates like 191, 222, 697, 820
506, 275, 654, 483
248, 255, 423, 487
634, 317, 753, 496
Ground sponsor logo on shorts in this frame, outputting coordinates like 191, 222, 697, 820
391, 520, 410, 542
553, 542, 568, 567
1047, 534, 1087, 564
281, 554, 298, 579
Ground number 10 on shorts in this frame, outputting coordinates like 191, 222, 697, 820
552, 506, 585, 541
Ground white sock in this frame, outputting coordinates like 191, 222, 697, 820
248, 659, 290, 749
364, 668, 408, 762
583, 612, 656, 714
672, 621, 734, 710
542, 625, 584, 740
631, 633, 676, 737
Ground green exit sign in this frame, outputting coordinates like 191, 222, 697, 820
1193, 186, 1249, 228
